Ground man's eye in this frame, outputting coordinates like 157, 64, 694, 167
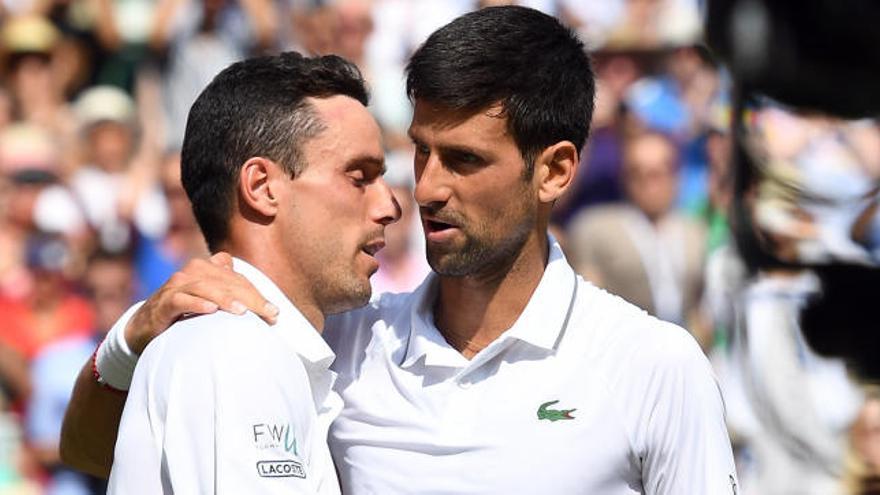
414, 144, 430, 156
459, 153, 479, 163
348, 171, 366, 185
450, 151, 481, 166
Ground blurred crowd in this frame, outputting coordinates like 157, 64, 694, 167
0, 0, 877, 494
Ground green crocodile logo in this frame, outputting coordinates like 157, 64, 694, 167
537, 400, 576, 422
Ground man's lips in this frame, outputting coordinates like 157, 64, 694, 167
421, 215, 462, 243
361, 239, 385, 257
421, 214, 459, 233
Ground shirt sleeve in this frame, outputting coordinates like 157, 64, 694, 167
637, 323, 739, 495
109, 316, 320, 495
108, 327, 215, 494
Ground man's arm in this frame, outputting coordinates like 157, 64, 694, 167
60, 363, 127, 477
60, 253, 276, 477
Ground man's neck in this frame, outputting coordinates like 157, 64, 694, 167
434, 232, 549, 359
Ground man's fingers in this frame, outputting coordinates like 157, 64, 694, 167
234, 289, 279, 325
176, 277, 278, 326
167, 291, 220, 321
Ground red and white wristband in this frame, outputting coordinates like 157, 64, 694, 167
92, 302, 143, 392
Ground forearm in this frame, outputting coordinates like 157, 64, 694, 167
60, 362, 127, 478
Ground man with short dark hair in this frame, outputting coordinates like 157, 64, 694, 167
63, 7, 735, 494
101, 52, 400, 494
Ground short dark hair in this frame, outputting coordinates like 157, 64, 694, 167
181, 52, 369, 251
405, 6, 595, 172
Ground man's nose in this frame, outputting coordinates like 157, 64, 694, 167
414, 155, 452, 208
372, 179, 402, 226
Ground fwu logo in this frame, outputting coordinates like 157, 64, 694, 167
252, 423, 298, 456
256, 460, 306, 479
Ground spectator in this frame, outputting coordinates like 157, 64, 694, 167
625, 46, 724, 211
153, 0, 278, 149
730, 268, 864, 494
551, 50, 642, 226
0, 15, 77, 149
26, 249, 133, 495
0, 124, 87, 299
846, 387, 880, 495
0, 234, 93, 363
567, 130, 708, 343
133, 150, 207, 298
68, 85, 167, 252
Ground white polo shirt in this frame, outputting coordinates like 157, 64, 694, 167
109, 258, 342, 495
324, 237, 738, 494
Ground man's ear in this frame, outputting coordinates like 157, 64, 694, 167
238, 157, 281, 217
535, 141, 578, 203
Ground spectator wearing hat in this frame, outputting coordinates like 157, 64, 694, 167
0, 15, 77, 145
68, 85, 168, 252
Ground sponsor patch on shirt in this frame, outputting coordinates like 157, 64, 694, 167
256, 460, 306, 479
252, 422, 299, 455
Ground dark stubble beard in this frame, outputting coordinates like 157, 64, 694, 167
426, 203, 535, 279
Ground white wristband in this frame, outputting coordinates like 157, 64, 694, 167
94, 301, 144, 391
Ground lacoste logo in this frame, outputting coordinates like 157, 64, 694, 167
537, 400, 576, 421
256, 460, 306, 479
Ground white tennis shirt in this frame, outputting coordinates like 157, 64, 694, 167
324, 238, 738, 494
108, 258, 342, 494
103, 238, 737, 494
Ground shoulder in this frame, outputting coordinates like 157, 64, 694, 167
138, 310, 277, 373
575, 283, 709, 381
133, 310, 315, 408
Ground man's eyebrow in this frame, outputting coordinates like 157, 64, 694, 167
406, 133, 484, 156
437, 143, 488, 158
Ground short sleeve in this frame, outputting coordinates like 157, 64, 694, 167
639, 325, 739, 494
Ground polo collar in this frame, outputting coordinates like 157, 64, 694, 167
400, 235, 577, 369
231, 257, 335, 371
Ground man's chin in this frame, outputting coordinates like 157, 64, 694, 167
323, 284, 372, 315
426, 252, 479, 278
